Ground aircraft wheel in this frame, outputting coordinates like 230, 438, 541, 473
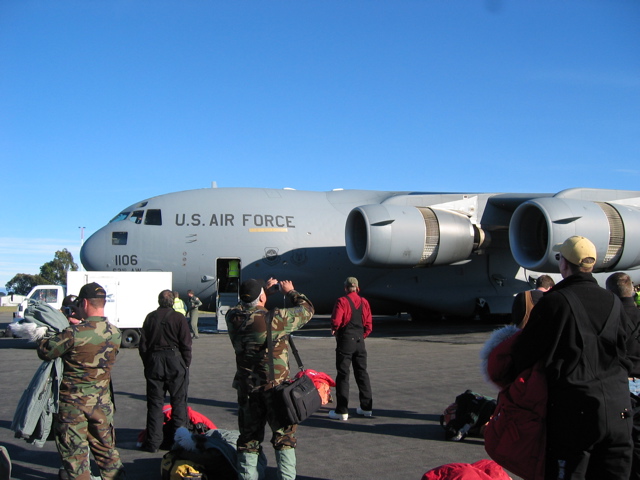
121, 329, 140, 348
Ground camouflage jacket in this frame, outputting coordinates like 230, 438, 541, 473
37, 316, 121, 406
225, 290, 314, 393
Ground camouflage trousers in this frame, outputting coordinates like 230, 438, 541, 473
236, 388, 297, 453
55, 401, 125, 480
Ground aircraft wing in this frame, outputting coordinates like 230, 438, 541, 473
344, 188, 640, 274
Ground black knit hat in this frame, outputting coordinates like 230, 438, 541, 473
62, 295, 79, 307
239, 279, 265, 303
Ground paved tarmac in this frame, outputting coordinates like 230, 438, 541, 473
0, 311, 523, 480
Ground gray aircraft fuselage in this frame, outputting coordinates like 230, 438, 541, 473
80, 187, 640, 317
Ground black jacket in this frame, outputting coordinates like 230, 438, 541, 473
513, 272, 630, 385
621, 296, 640, 378
511, 272, 632, 453
139, 307, 192, 367
511, 289, 544, 325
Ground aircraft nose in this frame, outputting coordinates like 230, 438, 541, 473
80, 229, 107, 270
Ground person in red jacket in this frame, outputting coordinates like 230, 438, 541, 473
328, 277, 373, 421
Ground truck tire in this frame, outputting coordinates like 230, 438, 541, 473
121, 329, 140, 348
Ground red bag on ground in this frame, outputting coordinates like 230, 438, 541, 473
422, 459, 511, 480
294, 369, 336, 405
137, 405, 217, 446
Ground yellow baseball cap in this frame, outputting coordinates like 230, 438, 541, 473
553, 236, 597, 267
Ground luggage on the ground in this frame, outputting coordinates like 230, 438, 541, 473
161, 428, 267, 480
275, 373, 322, 425
137, 405, 217, 450
440, 390, 497, 441
161, 448, 230, 479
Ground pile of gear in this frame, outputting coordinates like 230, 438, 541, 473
440, 390, 497, 442
161, 427, 265, 480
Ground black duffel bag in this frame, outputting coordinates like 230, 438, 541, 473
276, 373, 322, 425
265, 321, 322, 425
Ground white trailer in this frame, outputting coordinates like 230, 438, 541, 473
66, 271, 172, 348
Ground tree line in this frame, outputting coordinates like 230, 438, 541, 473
5, 249, 79, 295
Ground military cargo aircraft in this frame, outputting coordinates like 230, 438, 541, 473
80, 187, 640, 323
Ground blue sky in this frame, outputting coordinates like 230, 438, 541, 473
1, 0, 639, 293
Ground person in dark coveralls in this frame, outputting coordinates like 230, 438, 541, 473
606, 271, 640, 479
510, 236, 633, 479
38, 282, 126, 480
511, 274, 555, 329
187, 289, 202, 339
328, 276, 373, 421
225, 278, 314, 480
138, 289, 192, 453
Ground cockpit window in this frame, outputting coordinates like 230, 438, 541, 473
112, 232, 128, 245
145, 209, 162, 226
110, 212, 130, 223
130, 210, 144, 224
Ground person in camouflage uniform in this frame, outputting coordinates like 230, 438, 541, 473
38, 282, 125, 480
226, 277, 314, 480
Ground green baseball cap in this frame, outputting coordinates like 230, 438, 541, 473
344, 277, 359, 288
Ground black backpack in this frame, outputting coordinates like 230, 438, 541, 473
440, 390, 497, 441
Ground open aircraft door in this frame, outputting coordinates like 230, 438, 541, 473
215, 257, 241, 332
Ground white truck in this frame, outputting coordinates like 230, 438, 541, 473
13, 285, 65, 319
10, 271, 172, 348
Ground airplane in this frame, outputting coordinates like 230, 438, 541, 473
80, 186, 640, 325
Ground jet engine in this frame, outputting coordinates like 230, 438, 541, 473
345, 204, 486, 268
509, 197, 640, 272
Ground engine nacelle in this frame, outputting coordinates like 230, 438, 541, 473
510, 197, 640, 272
345, 204, 484, 267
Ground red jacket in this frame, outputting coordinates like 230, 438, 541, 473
422, 459, 511, 480
330, 292, 372, 338
481, 326, 546, 480
137, 405, 216, 445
